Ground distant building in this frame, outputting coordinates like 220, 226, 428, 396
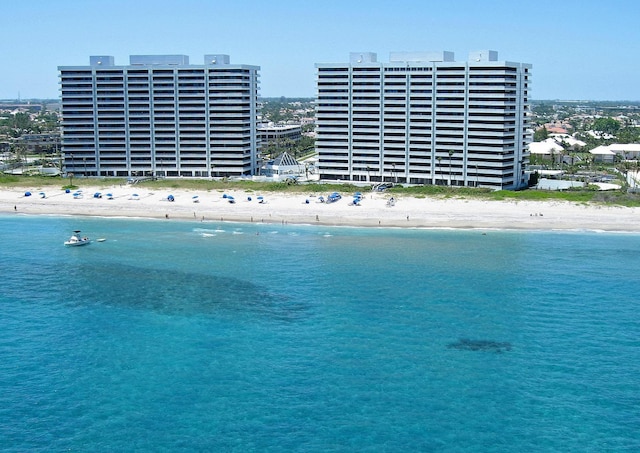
541, 121, 572, 134
58, 54, 260, 178
15, 133, 61, 154
589, 145, 616, 163
529, 135, 586, 161
608, 143, 640, 158
550, 134, 586, 150
315, 50, 531, 189
528, 138, 563, 158
0, 103, 42, 112
590, 143, 640, 162
257, 124, 302, 144
586, 130, 615, 140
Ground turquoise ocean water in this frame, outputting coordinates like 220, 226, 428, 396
1, 214, 639, 452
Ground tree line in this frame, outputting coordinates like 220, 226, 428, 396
0, 110, 59, 138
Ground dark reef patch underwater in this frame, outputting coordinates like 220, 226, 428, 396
68, 262, 307, 321
447, 338, 512, 353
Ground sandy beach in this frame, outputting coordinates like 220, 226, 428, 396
2, 183, 639, 232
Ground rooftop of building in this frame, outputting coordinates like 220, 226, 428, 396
258, 124, 302, 131
316, 50, 530, 67
59, 54, 260, 69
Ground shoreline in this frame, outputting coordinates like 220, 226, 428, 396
2, 184, 639, 232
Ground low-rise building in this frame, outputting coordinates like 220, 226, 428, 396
257, 124, 302, 143
590, 143, 640, 162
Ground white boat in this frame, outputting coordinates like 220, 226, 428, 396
64, 230, 91, 246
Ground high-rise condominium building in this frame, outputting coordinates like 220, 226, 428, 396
315, 51, 531, 189
58, 54, 260, 178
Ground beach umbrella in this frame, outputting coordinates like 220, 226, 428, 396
24, 191, 31, 197
39, 192, 46, 198
167, 194, 175, 202
65, 189, 71, 193
106, 193, 113, 199
93, 192, 102, 198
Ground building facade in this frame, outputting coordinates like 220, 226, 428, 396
315, 51, 531, 189
59, 54, 260, 178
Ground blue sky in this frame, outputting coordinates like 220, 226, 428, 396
2, 0, 638, 101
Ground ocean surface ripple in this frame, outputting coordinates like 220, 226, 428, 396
1, 215, 639, 452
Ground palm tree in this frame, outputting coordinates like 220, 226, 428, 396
436, 156, 442, 185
